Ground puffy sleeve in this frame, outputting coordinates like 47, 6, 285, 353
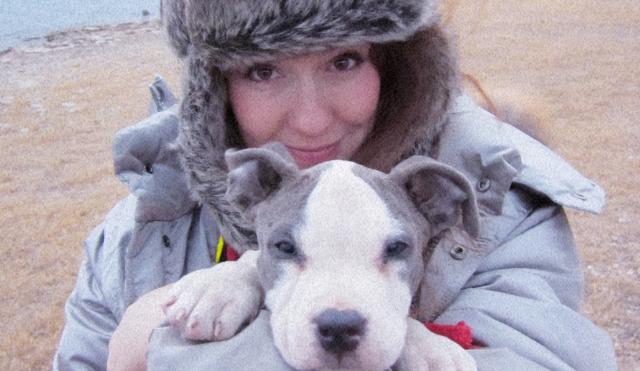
427, 95, 617, 370
53, 235, 114, 370
436, 200, 617, 370
147, 311, 295, 371
52, 197, 133, 371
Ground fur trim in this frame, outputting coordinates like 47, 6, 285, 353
163, 0, 439, 69
178, 55, 258, 250
162, 0, 458, 252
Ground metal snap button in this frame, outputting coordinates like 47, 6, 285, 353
476, 178, 491, 192
162, 235, 171, 248
450, 245, 467, 260
144, 163, 154, 174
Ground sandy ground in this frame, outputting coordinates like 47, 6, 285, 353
0, 1, 638, 369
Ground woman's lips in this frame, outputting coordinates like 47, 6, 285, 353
286, 143, 339, 168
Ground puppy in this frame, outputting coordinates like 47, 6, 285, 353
165, 143, 478, 370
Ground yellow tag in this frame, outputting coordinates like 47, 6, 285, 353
215, 235, 225, 263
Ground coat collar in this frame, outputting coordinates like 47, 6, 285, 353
438, 94, 604, 216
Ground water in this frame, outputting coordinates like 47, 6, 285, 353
0, 0, 160, 50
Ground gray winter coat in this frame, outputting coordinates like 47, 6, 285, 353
53, 78, 617, 370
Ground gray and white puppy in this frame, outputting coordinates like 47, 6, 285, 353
166, 143, 478, 371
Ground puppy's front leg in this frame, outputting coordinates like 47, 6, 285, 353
395, 318, 477, 371
162, 250, 263, 341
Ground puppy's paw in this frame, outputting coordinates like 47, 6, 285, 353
396, 318, 477, 371
162, 258, 263, 341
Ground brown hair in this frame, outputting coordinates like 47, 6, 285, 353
353, 27, 457, 172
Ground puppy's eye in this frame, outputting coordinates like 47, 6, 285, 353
273, 240, 297, 258
384, 241, 410, 260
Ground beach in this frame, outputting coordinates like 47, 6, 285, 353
0, 0, 160, 50
0, 1, 638, 369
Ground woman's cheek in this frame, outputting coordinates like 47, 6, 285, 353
229, 83, 286, 147
333, 66, 380, 126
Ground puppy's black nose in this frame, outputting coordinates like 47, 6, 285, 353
314, 309, 366, 354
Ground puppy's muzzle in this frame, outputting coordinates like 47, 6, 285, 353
314, 309, 367, 354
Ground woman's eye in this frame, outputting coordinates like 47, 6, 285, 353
331, 52, 363, 71
247, 65, 278, 81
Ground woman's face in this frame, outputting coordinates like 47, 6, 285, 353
226, 43, 380, 169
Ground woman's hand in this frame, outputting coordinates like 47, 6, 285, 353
107, 285, 171, 371
162, 250, 264, 341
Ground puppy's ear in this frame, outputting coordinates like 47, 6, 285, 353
390, 156, 480, 238
224, 142, 298, 220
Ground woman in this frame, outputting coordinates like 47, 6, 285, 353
53, 0, 617, 370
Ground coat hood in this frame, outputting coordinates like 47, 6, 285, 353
161, 0, 459, 251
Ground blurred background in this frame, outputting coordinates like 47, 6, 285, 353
0, 0, 160, 50
0, 1, 638, 369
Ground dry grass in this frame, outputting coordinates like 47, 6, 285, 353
0, 23, 181, 369
0, 1, 638, 369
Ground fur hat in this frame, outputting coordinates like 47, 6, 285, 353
161, 0, 456, 251
163, 0, 440, 69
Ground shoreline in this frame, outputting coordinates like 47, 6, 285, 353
0, 20, 161, 56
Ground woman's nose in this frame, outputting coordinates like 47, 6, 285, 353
285, 79, 333, 137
